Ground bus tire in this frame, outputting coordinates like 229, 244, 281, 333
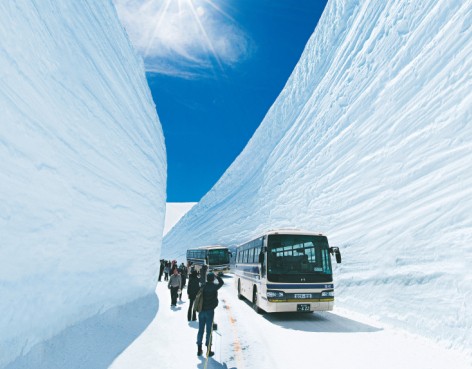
237, 280, 243, 300
252, 288, 262, 314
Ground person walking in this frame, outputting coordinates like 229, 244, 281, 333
199, 264, 208, 286
164, 261, 170, 281
170, 260, 178, 274
168, 268, 181, 307
158, 259, 165, 282
179, 262, 188, 301
196, 272, 224, 357
187, 269, 200, 321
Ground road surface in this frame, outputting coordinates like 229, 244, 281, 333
110, 274, 470, 369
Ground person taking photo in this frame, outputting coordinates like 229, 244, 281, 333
196, 272, 224, 357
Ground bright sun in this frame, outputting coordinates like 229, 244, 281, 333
143, 0, 236, 69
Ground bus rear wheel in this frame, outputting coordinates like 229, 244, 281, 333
237, 280, 243, 300
252, 288, 262, 314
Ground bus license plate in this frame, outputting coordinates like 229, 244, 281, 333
297, 304, 310, 312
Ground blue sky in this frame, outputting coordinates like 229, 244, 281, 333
114, 0, 327, 202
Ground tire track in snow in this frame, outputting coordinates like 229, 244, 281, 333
221, 298, 245, 369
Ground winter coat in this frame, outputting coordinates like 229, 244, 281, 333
201, 275, 224, 311
199, 265, 208, 285
168, 274, 181, 289
187, 274, 201, 299
179, 265, 188, 278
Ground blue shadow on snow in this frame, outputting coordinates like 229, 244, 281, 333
5, 293, 158, 369
263, 310, 382, 333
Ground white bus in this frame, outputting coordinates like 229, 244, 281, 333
234, 229, 342, 313
186, 245, 231, 275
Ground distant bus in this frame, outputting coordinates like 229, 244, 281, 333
234, 229, 342, 313
186, 245, 231, 275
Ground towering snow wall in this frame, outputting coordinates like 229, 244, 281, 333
163, 0, 471, 353
0, 1, 166, 366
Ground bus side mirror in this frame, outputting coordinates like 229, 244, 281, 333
329, 247, 342, 264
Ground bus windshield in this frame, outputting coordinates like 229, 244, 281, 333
267, 234, 332, 282
208, 249, 230, 265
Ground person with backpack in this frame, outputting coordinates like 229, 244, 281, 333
196, 272, 224, 357
187, 269, 200, 321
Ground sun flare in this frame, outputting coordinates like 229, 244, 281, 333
114, 0, 248, 76
143, 0, 240, 70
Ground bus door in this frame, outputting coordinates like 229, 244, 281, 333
259, 237, 267, 278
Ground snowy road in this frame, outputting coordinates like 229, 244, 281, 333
110, 274, 470, 369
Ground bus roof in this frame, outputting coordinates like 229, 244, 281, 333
190, 245, 227, 250
236, 228, 327, 248
264, 228, 325, 236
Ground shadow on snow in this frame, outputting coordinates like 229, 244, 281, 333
197, 356, 235, 369
5, 293, 158, 369
263, 311, 382, 333
237, 294, 381, 333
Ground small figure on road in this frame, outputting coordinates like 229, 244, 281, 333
168, 268, 181, 307
187, 269, 200, 321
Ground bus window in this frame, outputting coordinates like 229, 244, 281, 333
249, 248, 254, 263
267, 234, 333, 281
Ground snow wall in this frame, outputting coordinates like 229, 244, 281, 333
163, 0, 471, 354
0, 1, 166, 366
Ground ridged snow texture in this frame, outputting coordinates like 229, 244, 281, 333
164, 0, 472, 353
0, 1, 166, 366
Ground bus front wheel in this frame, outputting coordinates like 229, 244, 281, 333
252, 288, 262, 314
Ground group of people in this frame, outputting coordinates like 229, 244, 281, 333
159, 259, 188, 305
159, 259, 187, 282
159, 259, 224, 357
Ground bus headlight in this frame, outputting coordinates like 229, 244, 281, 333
321, 290, 334, 297
267, 290, 285, 298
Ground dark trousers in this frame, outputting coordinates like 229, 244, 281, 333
179, 279, 186, 300
158, 268, 164, 281
187, 298, 196, 321
170, 287, 179, 305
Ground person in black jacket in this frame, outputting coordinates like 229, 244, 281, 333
199, 264, 208, 285
158, 259, 165, 282
178, 263, 188, 301
196, 272, 224, 357
164, 261, 170, 281
187, 269, 200, 321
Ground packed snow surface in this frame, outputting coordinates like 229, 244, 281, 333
163, 0, 472, 354
0, 1, 166, 367
109, 276, 471, 369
